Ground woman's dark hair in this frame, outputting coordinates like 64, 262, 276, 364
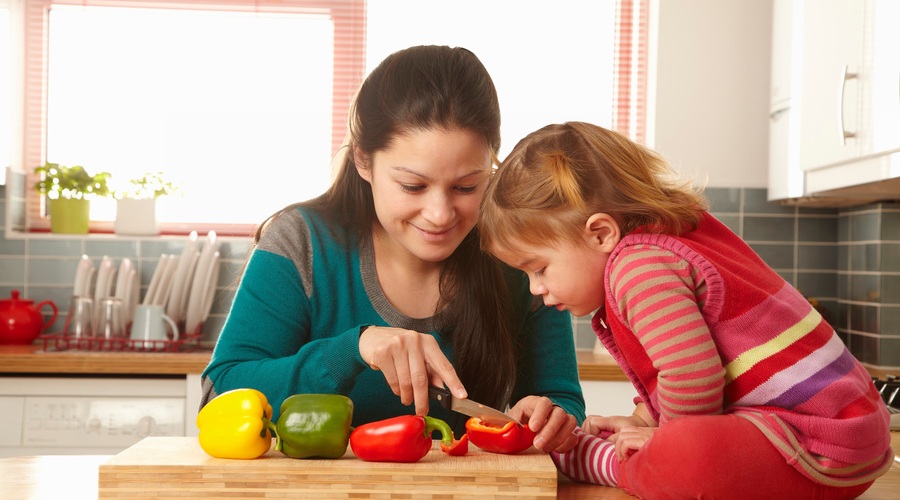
256, 46, 516, 410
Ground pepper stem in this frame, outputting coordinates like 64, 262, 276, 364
264, 417, 282, 452
423, 415, 454, 446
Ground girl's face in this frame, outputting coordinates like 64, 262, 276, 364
490, 215, 620, 317
357, 127, 491, 265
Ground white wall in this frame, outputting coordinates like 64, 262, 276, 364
653, 0, 773, 188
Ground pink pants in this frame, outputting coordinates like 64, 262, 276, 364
617, 414, 875, 500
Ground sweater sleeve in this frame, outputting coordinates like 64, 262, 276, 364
608, 245, 726, 424
200, 212, 370, 420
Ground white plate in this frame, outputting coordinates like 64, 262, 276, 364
125, 268, 139, 325
114, 258, 133, 301
198, 252, 221, 324
143, 254, 169, 306
166, 231, 200, 324
184, 233, 219, 336
93, 256, 116, 324
185, 251, 219, 337
73, 255, 94, 298
154, 255, 180, 307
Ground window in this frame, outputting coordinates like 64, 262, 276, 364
14, 0, 647, 235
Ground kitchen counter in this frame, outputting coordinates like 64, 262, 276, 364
0, 344, 893, 382
1, 433, 898, 499
0, 344, 212, 375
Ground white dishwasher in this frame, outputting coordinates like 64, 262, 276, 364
0, 375, 199, 458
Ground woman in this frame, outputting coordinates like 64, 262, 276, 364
200, 45, 585, 452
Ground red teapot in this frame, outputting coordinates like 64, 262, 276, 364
0, 290, 58, 345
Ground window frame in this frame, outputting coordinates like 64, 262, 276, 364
18, 0, 365, 236
12, 0, 648, 237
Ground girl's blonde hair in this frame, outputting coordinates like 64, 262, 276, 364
480, 121, 707, 252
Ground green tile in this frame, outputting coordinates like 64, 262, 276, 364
882, 274, 900, 304
749, 243, 795, 270
883, 244, 900, 272
882, 211, 900, 240
743, 188, 795, 214
704, 188, 741, 213
797, 216, 837, 243
797, 244, 837, 270
743, 216, 795, 242
28, 238, 84, 256
0, 257, 26, 282
850, 213, 880, 241
797, 272, 837, 301
881, 307, 900, 337
850, 274, 880, 302
877, 337, 900, 367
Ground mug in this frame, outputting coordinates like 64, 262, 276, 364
95, 297, 126, 340
130, 304, 179, 350
63, 296, 93, 339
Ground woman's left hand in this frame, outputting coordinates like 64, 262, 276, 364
508, 396, 578, 453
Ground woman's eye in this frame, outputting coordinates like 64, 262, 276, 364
400, 184, 425, 193
534, 267, 546, 277
456, 185, 478, 194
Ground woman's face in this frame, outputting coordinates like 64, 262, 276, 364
357, 127, 491, 265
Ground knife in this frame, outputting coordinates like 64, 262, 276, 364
428, 385, 520, 426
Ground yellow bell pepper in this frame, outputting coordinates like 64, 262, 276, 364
196, 388, 276, 459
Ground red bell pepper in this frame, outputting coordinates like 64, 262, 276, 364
465, 417, 536, 454
440, 433, 469, 456
350, 415, 453, 463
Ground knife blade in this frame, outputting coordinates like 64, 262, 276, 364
428, 385, 520, 426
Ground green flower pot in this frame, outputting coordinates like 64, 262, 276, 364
49, 198, 90, 234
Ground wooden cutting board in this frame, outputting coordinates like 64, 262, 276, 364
98, 437, 557, 499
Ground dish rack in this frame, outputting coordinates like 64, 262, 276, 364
38, 324, 203, 353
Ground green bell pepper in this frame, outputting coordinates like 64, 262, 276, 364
274, 394, 354, 459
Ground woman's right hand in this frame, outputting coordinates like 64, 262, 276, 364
359, 326, 467, 416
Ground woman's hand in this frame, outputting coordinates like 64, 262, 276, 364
508, 396, 578, 453
359, 326, 466, 416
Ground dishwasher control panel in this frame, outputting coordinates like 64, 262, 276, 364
17, 396, 186, 448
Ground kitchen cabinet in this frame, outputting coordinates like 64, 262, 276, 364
769, 0, 900, 203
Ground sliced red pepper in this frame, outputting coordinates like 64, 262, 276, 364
350, 415, 453, 463
440, 433, 469, 456
465, 417, 536, 454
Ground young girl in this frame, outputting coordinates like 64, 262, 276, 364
479, 121, 894, 499
200, 46, 583, 453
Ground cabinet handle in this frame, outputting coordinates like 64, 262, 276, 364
839, 64, 858, 145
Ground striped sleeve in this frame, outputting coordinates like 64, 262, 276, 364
608, 244, 726, 424
551, 429, 619, 486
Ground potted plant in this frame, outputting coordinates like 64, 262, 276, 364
114, 171, 181, 236
34, 162, 112, 234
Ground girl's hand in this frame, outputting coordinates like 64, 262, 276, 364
359, 326, 466, 416
581, 414, 647, 438
609, 425, 655, 461
508, 396, 579, 453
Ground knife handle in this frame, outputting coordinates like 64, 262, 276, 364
428, 385, 453, 409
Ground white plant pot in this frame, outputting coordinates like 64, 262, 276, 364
115, 198, 159, 236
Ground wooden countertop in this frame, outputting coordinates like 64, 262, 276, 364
0, 344, 212, 375
0, 344, 893, 382
1, 433, 898, 499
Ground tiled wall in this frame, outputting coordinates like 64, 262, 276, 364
1, 176, 249, 346
4, 178, 900, 368
572, 187, 900, 369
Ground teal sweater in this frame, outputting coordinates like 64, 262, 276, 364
201, 207, 585, 434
